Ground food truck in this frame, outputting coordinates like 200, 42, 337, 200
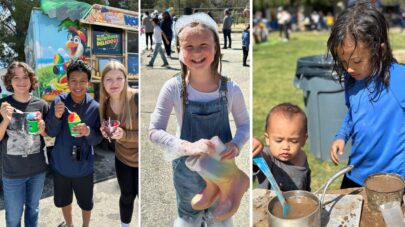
24, 3, 139, 101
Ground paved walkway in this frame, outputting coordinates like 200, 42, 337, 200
0, 146, 139, 227
140, 31, 251, 226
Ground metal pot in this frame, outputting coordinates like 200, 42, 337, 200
267, 190, 321, 227
267, 165, 354, 227
365, 173, 405, 212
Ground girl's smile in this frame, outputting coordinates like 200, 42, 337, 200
179, 25, 216, 73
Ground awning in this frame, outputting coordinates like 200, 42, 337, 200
80, 4, 139, 31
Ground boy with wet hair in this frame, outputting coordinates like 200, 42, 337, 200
253, 102, 311, 191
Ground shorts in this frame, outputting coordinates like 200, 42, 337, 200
53, 171, 94, 211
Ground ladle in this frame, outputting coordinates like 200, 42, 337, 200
253, 156, 290, 217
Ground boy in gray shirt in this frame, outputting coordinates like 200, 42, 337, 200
252, 103, 311, 191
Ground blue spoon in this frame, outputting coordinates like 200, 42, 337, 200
253, 156, 290, 218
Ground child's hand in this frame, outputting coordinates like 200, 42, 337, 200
220, 143, 240, 160
111, 127, 125, 140
181, 139, 215, 156
0, 102, 13, 123
100, 126, 108, 139
330, 139, 345, 165
38, 119, 46, 136
252, 137, 263, 157
54, 101, 65, 119
72, 123, 90, 137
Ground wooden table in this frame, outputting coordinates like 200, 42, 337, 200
253, 188, 405, 227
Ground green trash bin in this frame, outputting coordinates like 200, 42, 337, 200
294, 54, 351, 161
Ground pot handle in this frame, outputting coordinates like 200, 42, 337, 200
319, 165, 354, 207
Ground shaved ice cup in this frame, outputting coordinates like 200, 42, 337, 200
103, 120, 120, 137
68, 121, 81, 136
27, 120, 39, 135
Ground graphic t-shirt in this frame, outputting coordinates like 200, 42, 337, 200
0, 95, 49, 178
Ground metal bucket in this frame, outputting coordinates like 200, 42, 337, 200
365, 173, 405, 212
267, 190, 321, 227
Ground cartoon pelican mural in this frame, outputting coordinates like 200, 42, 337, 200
48, 26, 89, 101
65, 26, 87, 62
53, 26, 89, 75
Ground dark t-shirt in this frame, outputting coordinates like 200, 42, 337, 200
160, 19, 173, 39
0, 95, 49, 178
253, 147, 311, 191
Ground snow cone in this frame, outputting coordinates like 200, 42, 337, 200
68, 112, 81, 136
103, 120, 120, 138
26, 111, 42, 135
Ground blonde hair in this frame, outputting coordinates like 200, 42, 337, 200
2, 61, 38, 92
176, 22, 223, 109
99, 61, 133, 129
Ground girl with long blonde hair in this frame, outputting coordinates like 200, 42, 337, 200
99, 61, 138, 227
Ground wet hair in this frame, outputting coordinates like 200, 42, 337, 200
2, 61, 38, 92
327, 2, 395, 88
99, 60, 134, 130
265, 103, 307, 134
176, 22, 223, 110
67, 60, 91, 81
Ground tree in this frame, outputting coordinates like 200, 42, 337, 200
0, 0, 40, 67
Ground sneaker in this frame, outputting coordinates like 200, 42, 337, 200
57, 222, 70, 227
161, 63, 169, 67
146, 64, 153, 67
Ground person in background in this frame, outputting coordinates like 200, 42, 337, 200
242, 24, 250, 67
160, 11, 174, 58
222, 9, 233, 49
146, 18, 170, 68
142, 11, 154, 52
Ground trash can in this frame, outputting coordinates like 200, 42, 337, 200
294, 54, 351, 161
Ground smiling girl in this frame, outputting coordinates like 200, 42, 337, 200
99, 61, 138, 227
149, 13, 249, 226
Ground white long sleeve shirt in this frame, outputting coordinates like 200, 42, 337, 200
149, 77, 250, 160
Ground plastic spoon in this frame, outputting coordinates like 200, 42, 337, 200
13, 107, 24, 114
253, 156, 290, 217
64, 106, 72, 113
107, 117, 111, 143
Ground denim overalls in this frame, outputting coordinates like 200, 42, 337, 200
172, 75, 232, 225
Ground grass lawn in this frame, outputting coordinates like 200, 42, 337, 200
253, 30, 405, 191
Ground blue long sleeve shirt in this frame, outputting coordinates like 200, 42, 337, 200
46, 93, 102, 178
336, 63, 405, 185
242, 30, 250, 47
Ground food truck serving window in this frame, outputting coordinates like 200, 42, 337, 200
92, 25, 123, 55
127, 31, 138, 75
